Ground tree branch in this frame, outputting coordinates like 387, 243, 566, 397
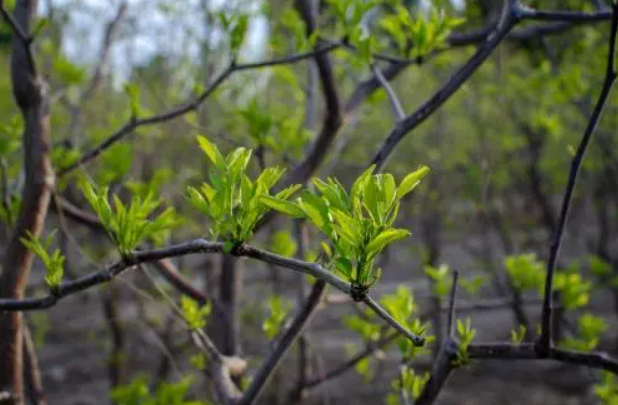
58, 43, 341, 177
370, 0, 519, 171
0, 239, 425, 346
538, 1, 618, 355
371, 63, 405, 122
0, 0, 54, 402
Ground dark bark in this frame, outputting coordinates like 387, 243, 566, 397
218, 255, 241, 356
0, 1, 53, 403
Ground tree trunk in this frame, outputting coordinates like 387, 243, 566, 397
0, 1, 53, 403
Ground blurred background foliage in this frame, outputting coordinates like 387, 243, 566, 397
2, 0, 618, 404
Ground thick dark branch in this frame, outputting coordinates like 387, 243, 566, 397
519, 8, 611, 22
0, 0, 53, 401
370, 0, 518, 171
238, 280, 326, 405
274, 0, 342, 191
446, 271, 459, 336
414, 339, 458, 405
539, 2, 618, 355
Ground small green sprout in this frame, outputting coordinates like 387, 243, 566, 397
20, 231, 65, 290
453, 317, 476, 366
80, 181, 181, 255
187, 135, 300, 247
262, 295, 292, 340
181, 296, 212, 330
386, 366, 431, 405
510, 325, 527, 345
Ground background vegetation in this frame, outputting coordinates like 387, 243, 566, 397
2, 0, 618, 404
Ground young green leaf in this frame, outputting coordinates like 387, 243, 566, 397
197, 135, 226, 168
20, 231, 65, 290
396, 165, 430, 201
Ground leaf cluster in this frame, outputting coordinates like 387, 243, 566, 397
386, 366, 430, 405
80, 181, 181, 255
453, 318, 476, 366
262, 295, 292, 340
263, 164, 429, 292
187, 135, 299, 247
505, 253, 545, 294
20, 231, 65, 290
560, 313, 607, 352
181, 296, 212, 331
379, 5, 465, 59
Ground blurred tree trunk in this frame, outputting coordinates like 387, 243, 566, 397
0, 1, 53, 403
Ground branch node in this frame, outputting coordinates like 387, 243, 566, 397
350, 284, 368, 302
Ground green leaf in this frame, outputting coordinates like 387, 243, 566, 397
270, 230, 297, 257
396, 166, 430, 200
20, 231, 65, 289
197, 135, 225, 168
181, 296, 211, 330
367, 228, 410, 257
260, 195, 305, 218
231, 14, 248, 53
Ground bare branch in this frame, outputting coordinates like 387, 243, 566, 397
446, 271, 459, 336
371, 63, 405, 122
518, 7, 612, 22
22, 326, 46, 405
275, 0, 342, 190
362, 295, 425, 346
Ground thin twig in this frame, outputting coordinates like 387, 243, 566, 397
446, 271, 459, 336
363, 295, 425, 346
58, 43, 340, 177
371, 63, 405, 121
22, 326, 46, 405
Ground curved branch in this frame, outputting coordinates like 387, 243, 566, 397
539, 1, 618, 355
